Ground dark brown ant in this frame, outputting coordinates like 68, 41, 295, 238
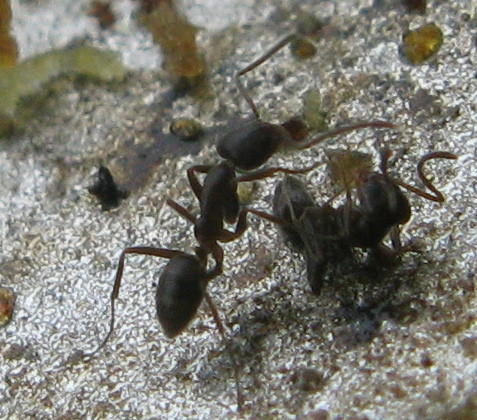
216, 34, 396, 171
334, 149, 457, 253
80, 241, 246, 407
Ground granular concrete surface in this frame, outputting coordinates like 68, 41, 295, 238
0, 0, 476, 419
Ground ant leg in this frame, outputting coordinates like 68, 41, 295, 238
204, 244, 224, 280
296, 121, 397, 150
395, 151, 457, 202
247, 208, 286, 226
236, 161, 325, 183
167, 198, 196, 224
186, 165, 215, 201
378, 147, 393, 175
203, 291, 244, 410
216, 208, 250, 243
236, 33, 296, 119
82, 246, 185, 358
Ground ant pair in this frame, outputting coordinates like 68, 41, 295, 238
251, 148, 456, 295
80, 34, 426, 408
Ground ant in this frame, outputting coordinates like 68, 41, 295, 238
330, 148, 457, 254
217, 33, 397, 171
166, 33, 398, 257
80, 241, 247, 407
249, 149, 456, 295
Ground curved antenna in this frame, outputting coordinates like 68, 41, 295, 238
236, 34, 296, 119
396, 151, 457, 202
296, 121, 397, 150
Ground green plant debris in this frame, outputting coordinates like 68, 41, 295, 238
303, 89, 328, 132
0, 45, 125, 136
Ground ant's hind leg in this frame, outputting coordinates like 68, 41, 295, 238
203, 291, 244, 410
81, 246, 186, 359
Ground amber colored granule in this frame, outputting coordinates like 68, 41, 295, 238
0, 287, 14, 327
139, 1, 205, 79
290, 36, 317, 60
0, 0, 18, 68
88, 1, 116, 30
170, 118, 203, 141
402, 23, 443, 64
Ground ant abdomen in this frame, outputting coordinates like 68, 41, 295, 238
156, 255, 206, 338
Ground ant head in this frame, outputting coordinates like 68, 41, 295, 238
281, 117, 309, 143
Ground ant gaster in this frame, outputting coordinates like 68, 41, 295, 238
82, 244, 223, 353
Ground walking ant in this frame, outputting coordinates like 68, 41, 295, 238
80, 241, 246, 407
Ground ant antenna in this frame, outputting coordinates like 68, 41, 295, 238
395, 151, 457, 202
236, 34, 296, 119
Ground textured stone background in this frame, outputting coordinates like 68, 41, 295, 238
0, 0, 476, 419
